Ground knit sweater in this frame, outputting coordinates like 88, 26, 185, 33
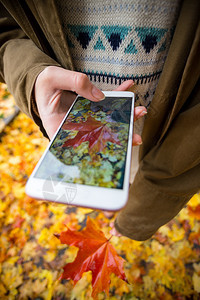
56, 0, 181, 110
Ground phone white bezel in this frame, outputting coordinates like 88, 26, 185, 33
26, 91, 134, 211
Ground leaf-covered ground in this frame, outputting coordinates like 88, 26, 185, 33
0, 85, 200, 299
0, 84, 19, 132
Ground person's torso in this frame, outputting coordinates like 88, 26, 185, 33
56, 0, 182, 109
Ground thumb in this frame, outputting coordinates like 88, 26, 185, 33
40, 66, 105, 102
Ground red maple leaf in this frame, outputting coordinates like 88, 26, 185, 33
56, 217, 127, 298
62, 116, 121, 153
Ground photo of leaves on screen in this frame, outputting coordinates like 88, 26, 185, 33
35, 96, 132, 189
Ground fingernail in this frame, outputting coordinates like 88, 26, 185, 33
138, 110, 147, 118
140, 110, 147, 116
136, 141, 143, 145
92, 86, 105, 100
129, 81, 135, 88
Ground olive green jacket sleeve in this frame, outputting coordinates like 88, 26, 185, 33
0, 3, 61, 137
115, 0, 200, 240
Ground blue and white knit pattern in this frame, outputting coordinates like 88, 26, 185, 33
56, 0, 181, 109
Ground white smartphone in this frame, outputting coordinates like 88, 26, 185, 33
26, 91, 135, 211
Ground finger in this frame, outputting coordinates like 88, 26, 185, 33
110, 227, 122, 237
134, 106, 147, 121
132, 133, 143, 146
103, 211, 115, 219
45, 67, 105, 102
114, 80, 134, 91
109, 221, 122, 237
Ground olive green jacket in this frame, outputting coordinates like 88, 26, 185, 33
0, 0, 200, 240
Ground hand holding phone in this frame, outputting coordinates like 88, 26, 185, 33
34, 66, 105, 139
34, 66, 144, 143
26, 91, 135, 211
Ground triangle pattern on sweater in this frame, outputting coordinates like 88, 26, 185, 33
135, 27, 167, 53
124, 39, 138, 54
101, 25, 131, 51
67, 25, 98, 49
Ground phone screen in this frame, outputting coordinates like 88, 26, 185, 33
34, 96, 133, 189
